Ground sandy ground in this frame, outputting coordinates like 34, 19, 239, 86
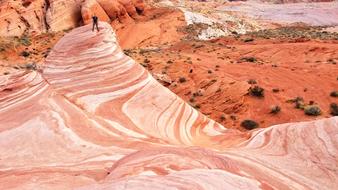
0, 31, 66, 73
126, 35, 338, 130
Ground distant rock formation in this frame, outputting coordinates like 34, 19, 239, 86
0, 22, 337, 189
0, 0, 146, 36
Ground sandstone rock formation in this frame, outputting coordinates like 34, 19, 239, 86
0, 0, 146, 36
0, 22, 337, 189
81, 0, 110, 25
94, 0, 146, 23
0, 0, 83, 36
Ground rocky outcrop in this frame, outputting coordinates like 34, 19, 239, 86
0, 0, 83, 36
81, 0, 110, 25
0, 0, 146, 36
0, 22, 337, 189
95, 0, 146, 23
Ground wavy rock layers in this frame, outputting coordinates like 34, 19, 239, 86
0, 23, 337, 189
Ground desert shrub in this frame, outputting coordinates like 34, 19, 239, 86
230, 115, 237, 120
123, 49, 132, 56
167, 60, 173, 64
178, 77, 186, 83
208, 70, 212, 74
220, 114, 226, 121
193, 104, 201, 109
330, 91, 338, 97
19, 36, 31, 46
24, 63, 37, 70
272, 88, 280, 93
243, 38, 254, 42
270, 105, 281, 114
249, 86, 264, 97
241, 57, 257, 63
247, 79, 257, 84
304, 105, 321, 116
192, 89, 204, 97
295, 100, 305, 109
330, 103, 338, 116
143, 59, 150, 63
287, 97, 305, 109
20, 51, 30, 57
241, 120, 259, 130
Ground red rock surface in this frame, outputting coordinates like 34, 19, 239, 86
81, 0, 110, 25
0, 0, 85, 36
0, 22, 337, 189
0, 0, 146, 36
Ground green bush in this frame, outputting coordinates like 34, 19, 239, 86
270, 105, 281, 114
243, 38, 254, 42
330, 91, 338, 97
304, 105, 321, 116
249, 86, 264, 97
179, 77, 186, 83
330, 103, 338, 116
19, 36, 32, 46
241, 120, 259, 130
20, 51, 30, 57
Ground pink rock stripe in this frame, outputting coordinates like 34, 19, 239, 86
0, 22, 337, 189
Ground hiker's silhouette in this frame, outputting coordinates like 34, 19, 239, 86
92, 15, 99, 32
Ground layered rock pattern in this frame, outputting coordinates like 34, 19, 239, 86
0, 23, 337, 189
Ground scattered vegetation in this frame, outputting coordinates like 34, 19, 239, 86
247, 26, 338, 40
330, 103, 338, 116
304, 105, 321, 116
241, 120, 259, 130
270, 105, 281, 114
249, 86, 264, 97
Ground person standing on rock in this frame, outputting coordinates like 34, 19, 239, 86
92, 14, 99, 32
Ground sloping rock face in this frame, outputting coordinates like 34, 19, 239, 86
0, 23, 337, 189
